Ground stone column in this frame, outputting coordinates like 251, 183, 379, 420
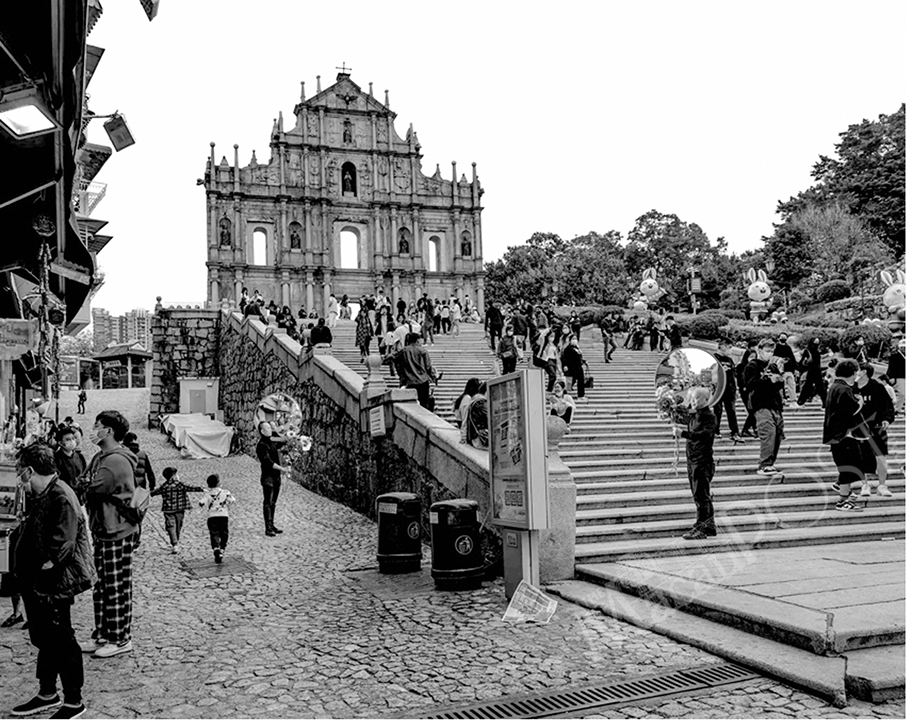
234, 268, 244, 304
209, 267, 220, 306
476, 276, 485, 312
281, 270, 290, 308
208, 195, 217, 254
540, 416, 576, 583
392, 271, 401, 309
412, 209, 421, 265
305, 270, 315, 312
304, 200, 313, 266
279, 199, 288, 264
322, 270, 332, 317
389, 208, 398, 259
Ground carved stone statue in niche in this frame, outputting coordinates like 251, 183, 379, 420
342, 120, 353, 144
461, 234, 473, 257
398, 227, 411, 255
343, 170, 353, 193
289, 226, 302, 249
219, 217, 232, 248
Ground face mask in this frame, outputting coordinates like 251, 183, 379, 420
90, 427, 107, 446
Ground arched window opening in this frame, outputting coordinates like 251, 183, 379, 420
341, 162, 357, 196
340, 228, 359, 269
398, 227, 412, 255
460, 231, 473, 257
252, 228, 267, 265
428, 235, 440, 272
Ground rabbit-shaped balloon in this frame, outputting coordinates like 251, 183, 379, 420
881, 269, 906, 337
639, 268, 660, 298
746, 268, 773, 323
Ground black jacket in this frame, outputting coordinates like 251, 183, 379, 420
859, 379, 895, 428
485, 305, 503, 330
773, 342, 796, 372
714, 352, 737, 395
743, 359, 783, 412
666, 325, 682, 349
682, 408, 716, 464
256, 436, 283, 486
15, 477, 97, 600
823, 380, 862, 444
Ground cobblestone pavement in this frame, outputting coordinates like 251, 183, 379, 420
0, 390, 903, 718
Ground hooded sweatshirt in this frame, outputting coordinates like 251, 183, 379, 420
85, 444, 139, 540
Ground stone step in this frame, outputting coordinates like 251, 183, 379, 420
576, 493, 907, 525
573, 522, 906, 563
575, 481, 906, 509
576, 506, 906, 543
572, 561, 905, 655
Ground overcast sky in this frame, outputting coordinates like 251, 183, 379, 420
84, 0, 906, 315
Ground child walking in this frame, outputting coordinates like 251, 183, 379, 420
198, 474, 236, 564
151, 467, 203, 553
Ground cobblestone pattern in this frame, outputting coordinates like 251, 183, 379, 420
150, 307, 222, 418
1, 389, 904, 718
216, 315, 502, 568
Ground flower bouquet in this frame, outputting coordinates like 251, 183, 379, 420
280, 428, 313, 467
655, 385, 691, 427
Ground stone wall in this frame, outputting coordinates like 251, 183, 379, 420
150, 304, 221, 421
216, 311, 501, 571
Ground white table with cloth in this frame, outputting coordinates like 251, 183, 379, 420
161, 413, 234, 459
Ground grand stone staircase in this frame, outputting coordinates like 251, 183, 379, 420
327, 319, 906, 560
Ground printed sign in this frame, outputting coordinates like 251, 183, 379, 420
502, 580, 558, 624
407, 522, 420, 540
377, 502, 398, 515
454, 535, 474, 555
369, 406, 386, 437
0, 319, 36, 360
488, 370, 549, 530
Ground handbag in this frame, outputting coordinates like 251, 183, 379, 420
122, 485, 151, 524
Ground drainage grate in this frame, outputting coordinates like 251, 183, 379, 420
423, 663, 760, 719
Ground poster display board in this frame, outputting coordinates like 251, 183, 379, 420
487, 369, 549, 530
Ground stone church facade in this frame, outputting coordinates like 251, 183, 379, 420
203, 70, 485, 315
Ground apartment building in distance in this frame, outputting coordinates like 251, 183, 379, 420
92, 307, 152, 352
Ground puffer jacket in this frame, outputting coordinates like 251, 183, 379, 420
85, 445, 139, 540
15, 477, 97, 600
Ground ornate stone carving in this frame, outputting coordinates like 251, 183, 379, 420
326, 159, 338, 195
393, 158, 410, 193
307, 115, 318, 138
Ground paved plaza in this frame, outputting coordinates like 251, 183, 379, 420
0, 390, 904, 718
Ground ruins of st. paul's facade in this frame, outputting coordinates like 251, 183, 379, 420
203, 70, 486, 315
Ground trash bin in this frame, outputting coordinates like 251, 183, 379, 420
376, 492, 422, 574
430, 499, 484, 589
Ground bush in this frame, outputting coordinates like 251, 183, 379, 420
718, 309, 747, 320
794, 311, 852, 329
840, 323, 892, 359
684, 315, 722, 340
816, 280, 852, 304
719, 320, 842, 351
699, 310, 730, 326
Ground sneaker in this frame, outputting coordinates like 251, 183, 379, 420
171, 544, 179, 554
11, 695, 62, 716
50, 704, 86, 720
835, 499, 863, 512
78, 639, 106, 654
682, 529, 712, 541
860, 483, 872, 497
214, 549, 223, 564
1, 612, 23, 628
757, 467, 777, 476
271, 526, 284, 534
93, 640, 132, 658
877, 485, 894, 498
831, 482, 840, 493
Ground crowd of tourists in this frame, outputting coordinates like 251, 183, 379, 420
0, 407, 244, 719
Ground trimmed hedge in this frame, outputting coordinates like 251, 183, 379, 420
699, 310, 730, 326
718, 308, 747, 320
816, 280, 852, 303
715, 320, 842, 351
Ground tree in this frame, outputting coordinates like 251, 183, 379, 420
788, 201, 891, 285
552, 231, 629, 306
763, 224, 815, 291
624, 210, 721, 306
778, 104, 905, 257
484, 232, 564, 306
59, 329, 93, 357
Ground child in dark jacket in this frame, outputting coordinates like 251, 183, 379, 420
151, 467, 203, 553
676, 387, 717, 540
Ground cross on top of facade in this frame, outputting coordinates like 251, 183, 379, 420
336, 63, 352, 75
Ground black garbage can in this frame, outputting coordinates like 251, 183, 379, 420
376, 492, 422, 574
430, 499, 484, 589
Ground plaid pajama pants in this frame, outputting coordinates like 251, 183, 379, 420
92, 534, 136, 645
